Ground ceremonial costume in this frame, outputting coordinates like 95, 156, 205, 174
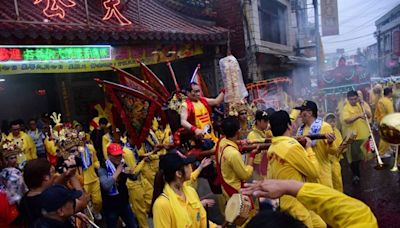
298, 119, 338, 187
183, 98, 217, 142
123, 143, 152, 228
81, 143, 102, 214
267, 136, 325, 228
296, 183, 377, 228
375, 96, 394, 155
43, 137, 58, 166
152, 184, 217, 228
7, 131, 37, 163
138, 129, 167, 187
247, 127, 272, 180
330, 127, 344, 192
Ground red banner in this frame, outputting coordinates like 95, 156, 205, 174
95, 79, 162, 147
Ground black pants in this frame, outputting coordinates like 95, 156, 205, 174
350, 161, 361, 177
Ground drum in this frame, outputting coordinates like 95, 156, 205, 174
225, 193, 252, 226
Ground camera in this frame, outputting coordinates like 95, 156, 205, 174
56, 155, 83, 174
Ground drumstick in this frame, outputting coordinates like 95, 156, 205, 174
87, 219, 100, 228
86, 205, 95, 221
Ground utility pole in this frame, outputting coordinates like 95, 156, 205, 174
376, 31, 381, 77
313, 0, 321, 78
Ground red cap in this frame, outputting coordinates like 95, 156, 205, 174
107, 143, 123, 156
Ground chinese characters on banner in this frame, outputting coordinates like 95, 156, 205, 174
32, 0, 132, 25
0, 44, 203, 75
0, 46, 111, 62
321, 0, 339, 36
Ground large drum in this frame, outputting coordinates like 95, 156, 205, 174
379, 113, 400, 144
225, 193, 252, 226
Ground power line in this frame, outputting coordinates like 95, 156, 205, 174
324, 33, 374, 44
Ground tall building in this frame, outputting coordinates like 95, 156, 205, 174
216, 0, 315, 98
375, 3, 400, 77
0, 0, 228, 122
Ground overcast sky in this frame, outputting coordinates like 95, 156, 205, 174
321, 0, 400, 54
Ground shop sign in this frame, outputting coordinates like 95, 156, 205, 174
0, 44, 203, 75
0, 45, 111, 63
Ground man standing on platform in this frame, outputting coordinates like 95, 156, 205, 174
180, 82, 224, 143
375, 87, 394, 158
295, 101, 337, 188
342, 91, 372, 184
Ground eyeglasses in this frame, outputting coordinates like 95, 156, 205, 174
239, 112, 247, 116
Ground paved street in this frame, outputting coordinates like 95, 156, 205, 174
342, 156, 400, 228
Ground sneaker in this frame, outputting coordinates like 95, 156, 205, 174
381, 153, 391, 158
94, 212, 102, 220
352, 176, 360, 185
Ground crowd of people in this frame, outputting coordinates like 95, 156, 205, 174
1, 81, 397, 228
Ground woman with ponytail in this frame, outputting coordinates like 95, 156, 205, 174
151, 150, 220, 228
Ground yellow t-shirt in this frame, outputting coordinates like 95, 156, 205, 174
374, 97, 394, 124
123, 147, 146, 184
82, 144, 100, 185
153, 185, 216, 228
331, 127, 344, 162
267, 136, 321, 227
342, 103, 370, 140
300, 122, 338, 187
102, 133, 112, 161
217, 138, 253, 196
247, 128, 272, 164
297, 183, 378, 228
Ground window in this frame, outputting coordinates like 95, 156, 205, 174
384, 34, 392, 52
258, 0, 288, 45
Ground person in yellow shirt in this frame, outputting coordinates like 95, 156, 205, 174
123, 135, 153, 228
342, 90, 372, 184
324, 113, 344, 192
267, 110, 325, 228
216, 116, 257, 199
247, 110, 274, 180
152, 151, 220, 228
7, 120, 37, 164
243, 179, 378, 228
102, 129, 113, 161
180, 82, 224, 143
375, 87, 394, 157
79, 142, 102, 220
138, 128, 168, 187
369, 83, 383, 112
295, 101, 337, 187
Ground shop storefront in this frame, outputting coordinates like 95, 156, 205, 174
0, 0, 228, 125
